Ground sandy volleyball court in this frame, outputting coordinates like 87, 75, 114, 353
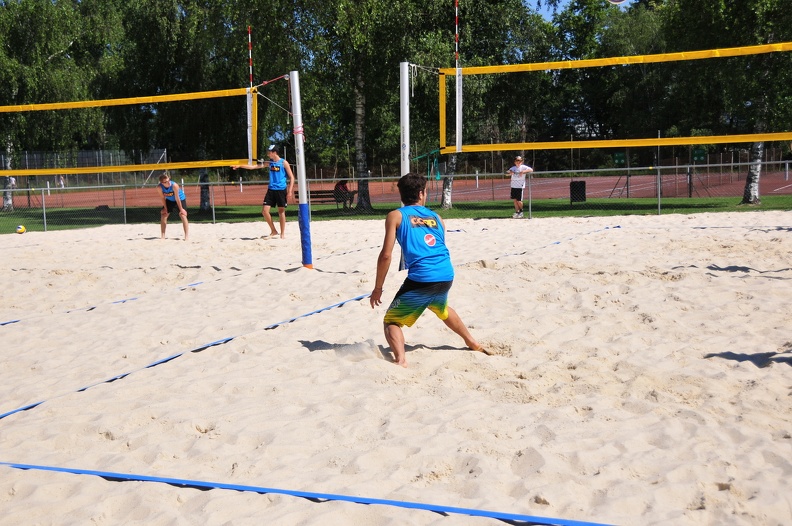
0, 212, 790, 525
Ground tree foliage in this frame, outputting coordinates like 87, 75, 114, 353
0, 0, 790, 182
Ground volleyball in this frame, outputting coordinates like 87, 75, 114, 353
15, 225, 26, 234
608, 0, 628, 4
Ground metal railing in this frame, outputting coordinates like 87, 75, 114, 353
1, 162, 790, 232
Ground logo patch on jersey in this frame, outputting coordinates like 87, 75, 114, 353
424, 233, 436, 247
409, 216, 438, 228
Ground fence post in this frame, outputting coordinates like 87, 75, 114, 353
211, 183, 216, 224
123, 186, 127, 224
491, 174, 495, 201
527, 172, 532, 219
656, 169, 661, 215
42, 189, 48, 231
687, 166, 693, 198
786, 161, 789, 181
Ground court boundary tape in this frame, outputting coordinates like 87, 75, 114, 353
1, 223, 626, 327
1, 237, 379, 327
7, 220, 777, 419
492, 225, 621, 261
0, 225, 629, 419
0, 461, 613, 526
1, 221, 784, 523
3, 221, 788, 328
0, 295, 367, 422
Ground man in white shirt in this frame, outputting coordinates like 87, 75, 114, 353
507, 155, 533, 218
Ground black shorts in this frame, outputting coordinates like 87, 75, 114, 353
263, 189, 288, 208
165, 199, 186, 214
510, 188, 524, 201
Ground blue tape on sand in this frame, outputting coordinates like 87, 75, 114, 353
264, 294, 369, 330
494, 225, 620, 260
111, 297, 138, 304
0, 462, 613, 526
0, 401, 45, 420
0, 336, 237, 422
2, 280, 206, 327
0, 293, 368, 422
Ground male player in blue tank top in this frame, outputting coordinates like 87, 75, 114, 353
231, 144, 295, 238
370, 173, 490, 367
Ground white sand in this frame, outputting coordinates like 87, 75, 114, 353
0, 212, 790, 525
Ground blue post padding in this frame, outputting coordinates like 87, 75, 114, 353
298, 203, 312, 267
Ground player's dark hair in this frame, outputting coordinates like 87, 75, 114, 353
397, 173, 426, 205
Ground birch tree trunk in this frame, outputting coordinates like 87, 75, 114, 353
740, 141, 762, 205
353, 73, 374, 212
441, 155, 456, 210
3, 139, 13, 212
199, 168, 211, 212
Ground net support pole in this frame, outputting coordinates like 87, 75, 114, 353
289, 71, 312, 268
246, 88, 254, 165
454, 0, 462, 153
455, 69, 462, 153
400, 62, 410, 176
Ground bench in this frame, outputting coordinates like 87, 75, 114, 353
293, 189, 358, 208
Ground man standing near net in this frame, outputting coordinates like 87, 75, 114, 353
507, 155, 533, 218
157, 171, 189, 241
370, 172, 489, 367
232, 145, 295, 238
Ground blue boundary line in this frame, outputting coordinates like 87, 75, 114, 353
1, 285, 198, 326
2, 221, 787, 522
0, 225, 619, 327
0, 296, 367, 421
0, 225, 630, 420
493, 225, 620, 261
0, 225, 629, 420
0, 462, 613, 526
0, 226, 642, 524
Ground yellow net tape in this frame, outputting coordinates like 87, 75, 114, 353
438, 42, 792, 75
0, 87, 255, 175
2, 160, 250, 178
0, 88, 249, 112
439, 42, 792, 152
439, 132, 792, 156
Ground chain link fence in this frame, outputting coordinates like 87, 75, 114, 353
1, 161, 790, 233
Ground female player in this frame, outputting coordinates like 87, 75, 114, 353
158, 171, 189, 240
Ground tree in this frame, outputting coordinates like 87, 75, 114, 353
662, 0, 792, 205
0, 0, 116, 210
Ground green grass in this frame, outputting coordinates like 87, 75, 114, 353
2, 195, 790, 234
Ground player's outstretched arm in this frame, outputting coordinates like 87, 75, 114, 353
231, 163, 267, 170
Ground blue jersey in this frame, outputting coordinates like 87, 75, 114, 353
268, 158, 287, 190
160, 182, 185, 201
396, 205, 454, 282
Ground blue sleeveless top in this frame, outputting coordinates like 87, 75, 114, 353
160, 182, 185, 201
268, 158, 287, 190
396, 205, 454, 282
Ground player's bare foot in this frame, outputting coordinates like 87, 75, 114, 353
470, 345, 494, 356
393, 356, 407, 367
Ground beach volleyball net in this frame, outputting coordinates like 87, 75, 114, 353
437, 42, 792, 156
0, 87, 258, 181
399, 42, 792, 214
